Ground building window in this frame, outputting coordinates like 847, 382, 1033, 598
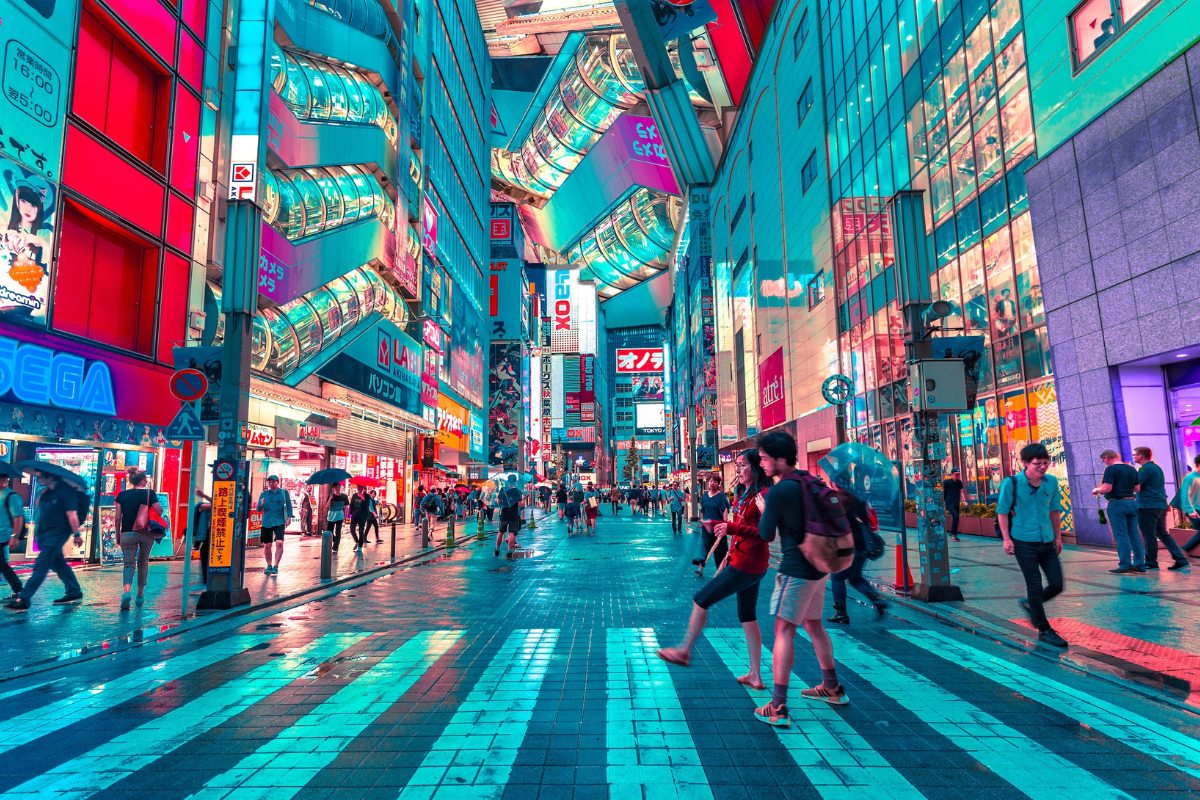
797, 79, 813, 126
794, 9, 810, 57
731, 195, 747, 231
808, 270, 825, 309
1069, 0, 1158, 68
801, 151, 819, 192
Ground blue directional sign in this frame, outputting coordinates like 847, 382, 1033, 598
165, 404, 207, 441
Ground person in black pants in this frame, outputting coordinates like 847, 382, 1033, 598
366, 490, 382, 543
348, 486, 370, 551
943, 469, 963, 542
1133, 447, 1190, 570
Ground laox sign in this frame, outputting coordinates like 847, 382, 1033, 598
554, 270, 571, 331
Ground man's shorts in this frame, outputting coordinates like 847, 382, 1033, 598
499, 517, 521, 535
260, 525, 286, 544
769, 574, 828, 623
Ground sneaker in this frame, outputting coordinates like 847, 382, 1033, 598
1039, 628, 1068, 648
753, 701, 791, 727
135, 595, 144, 608
5, 598, 29, 611
493, 548, 500, 557
1108, 567, 1137, 574
1144, 564, 1160, 570
52, 595, 83, 605
4, 592, 19, 601
120, 592, 132, 610
505, 551, 514, 560
1168, 561, 1190, 571
800, 684, 849, 705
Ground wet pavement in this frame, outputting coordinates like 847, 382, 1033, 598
1, 508, 1198, 799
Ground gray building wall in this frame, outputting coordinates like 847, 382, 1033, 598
1026, 44, 1200, 545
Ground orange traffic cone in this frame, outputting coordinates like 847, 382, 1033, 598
894, 532, 913, 590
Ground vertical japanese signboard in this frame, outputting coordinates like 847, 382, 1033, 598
209, 480, 236, 572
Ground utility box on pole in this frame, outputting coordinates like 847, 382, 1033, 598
908, 360, 968, 412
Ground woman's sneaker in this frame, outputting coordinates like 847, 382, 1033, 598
753, 701, 791, 727
801, 684, 848, 705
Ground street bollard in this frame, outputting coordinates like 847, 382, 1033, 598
390, 523, 396, 559
446, 515, 456, 546
421, 516, 430, 548
320, 529, 333, 579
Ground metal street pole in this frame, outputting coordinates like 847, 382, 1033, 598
687, 405, 698, 521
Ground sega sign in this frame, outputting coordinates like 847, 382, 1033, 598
615, 347, 664, 374
0, 336, 116, 415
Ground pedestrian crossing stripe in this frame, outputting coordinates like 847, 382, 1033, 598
190, 630, 463, 800
818, 629, 1135, 800
607, 628, 711, 797
705, 628, 924, 799
0, 635, 276, 756
896, 630, 1200, 779
0, 632, 373, 800
399, 628, 557, 798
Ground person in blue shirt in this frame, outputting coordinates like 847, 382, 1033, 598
257, 475, 293, 575
1179, 455, 1200, 554
1133, 446, 1190, 571
0, 469, 25, 600
996, 443, 1068, 648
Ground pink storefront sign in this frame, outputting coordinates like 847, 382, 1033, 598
759, 347, 787, 430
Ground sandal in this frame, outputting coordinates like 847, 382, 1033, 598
656, 648, 690, 667
736, 674, 766, 691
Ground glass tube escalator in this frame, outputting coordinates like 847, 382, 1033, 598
270, 42, 398, 144
262, 164, 396, 241
569, 188, 680, 295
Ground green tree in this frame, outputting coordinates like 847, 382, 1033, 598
622, 435, 640, 483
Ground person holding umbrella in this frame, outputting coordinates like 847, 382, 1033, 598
305, 468, 353, 553
0, 463, 26, 600
5, 462, 87, 611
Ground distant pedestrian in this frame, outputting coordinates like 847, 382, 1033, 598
997, 443, 1068, 647
1133, 446, 1190, 571
1093, 450, 1143, 574
367, 489, 382, 542
658, 449, 771, 690
5, 472, 85, 611
495, 475, 523, 558
327, 483, 350, 552
299, 489, 313, 536
696, 474, 730, 574
755, 430, 849, 724
256, 475, 293, 575
943, 468, 963, 542
0, 468, 25, 600
349, 485, 371, 551
1179, 455, 1200, 555
584, 483, 599, 533
115, 468, 164, 608
192, 489, 212, 583
667, 482, 686, 534
610, 486, 621, 515
556, 485, 568, 520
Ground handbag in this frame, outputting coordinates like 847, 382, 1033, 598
131, 488, 151, 532
147, 505, 168, 542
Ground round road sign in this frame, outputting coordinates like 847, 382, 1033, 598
214, 459, 235, 481
170, 369, 209, 402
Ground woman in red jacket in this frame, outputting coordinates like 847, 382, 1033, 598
658, 449, 773, 689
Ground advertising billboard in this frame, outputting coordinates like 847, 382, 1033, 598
635, 403, 665, 435
0, 156, 55, 325
448, 287, 484, 407
616, 347, 664, 373
550, 354, 564, 428
316, 319, 424, 418
550, 269, 597, 354
759, 347, 787, 430
632, 375, 665, 401
488, 342, 522, 468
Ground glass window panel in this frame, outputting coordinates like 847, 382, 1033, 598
937, 259, 965, 328
935, 216, 958, 264
1000, 77, 1035, 166
884, 17, 901, 93
304, 287, 343, 348
282, 170, 325, 238
980, 178, 1008, 233
333, 65, 366, 122
1021, 328, 1053, 379
991, 0, 1023, 51
995, 333, 1023, 388
965, 15, 992, 78
1121, 0, 1155, 20
928, 117, 949, 157
891, 122, 911, 187
924, 79, 945, 126
944, 50, 968, 106
870, 46, 886, 108
1011, 214, 1044, 326
284, 298, 323, 358
906, 103, 927, 175
971, 62, 996, 112
961, 245, 987, 333
950, 125, 977, 206
261, 307, 300, 376
306, 168, 345, 230
899, 0, 920, 73
984, 225, 1014, 281
932, 163, 953, 221
996, 32, 1026, 87
917, 0, 939, 47
974, 112, 1002, 189
1072, 0, 1116, 63
295, 55, 331, 120
989, 267, 1019, 341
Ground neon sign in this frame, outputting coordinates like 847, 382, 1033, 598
0, 336, 115, 414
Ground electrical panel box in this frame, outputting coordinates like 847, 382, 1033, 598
908, 359, 968, 412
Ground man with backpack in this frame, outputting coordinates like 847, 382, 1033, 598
5, 472, 86, 611
495, 475, 523, 559
422, 490, 442, 532
996, 443, 1069, 648
753, 430, 851, 724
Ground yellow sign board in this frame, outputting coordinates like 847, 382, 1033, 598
210, 480, 236, 569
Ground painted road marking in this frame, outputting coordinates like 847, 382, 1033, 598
821, 629, 1133, 799
399, 628, 558, 799
0, 680, 56, 703
607, 628, 712, 799
0, 632, 372, 799
0, 635, 275, 756
705, 628, 924, 799
897, 629, 1200, 779
189, 629, 463, 800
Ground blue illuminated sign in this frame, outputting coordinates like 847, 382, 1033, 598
0, 335, 116, 415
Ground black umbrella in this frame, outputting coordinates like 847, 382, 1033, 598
0, 462, 20, 480
306, 467, 352, 486
16, 460, 88, 490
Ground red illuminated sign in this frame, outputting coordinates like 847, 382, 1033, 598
615, 347, 665, 374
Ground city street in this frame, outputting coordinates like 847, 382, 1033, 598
2, 512, 1198, 800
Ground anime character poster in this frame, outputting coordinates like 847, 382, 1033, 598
449, 288, 484, 407
488, 342, 522, 468
0, 155, 54, 324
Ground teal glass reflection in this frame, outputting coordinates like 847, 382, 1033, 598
262, 165, 395, 241
270, 43, 397, 143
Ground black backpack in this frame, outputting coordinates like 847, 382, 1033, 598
423, 494, 439, 512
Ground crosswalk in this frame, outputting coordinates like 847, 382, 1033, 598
1, 624, 1198, 798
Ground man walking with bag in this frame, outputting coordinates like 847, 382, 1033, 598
5, 471, 85, 611
0, 466, 25, 600
1133, 446, 1190, 571
996, 443, 1068, 647
753, 430, 849, 727
495, 475, 523, 559
1093, 450, 1143, 574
